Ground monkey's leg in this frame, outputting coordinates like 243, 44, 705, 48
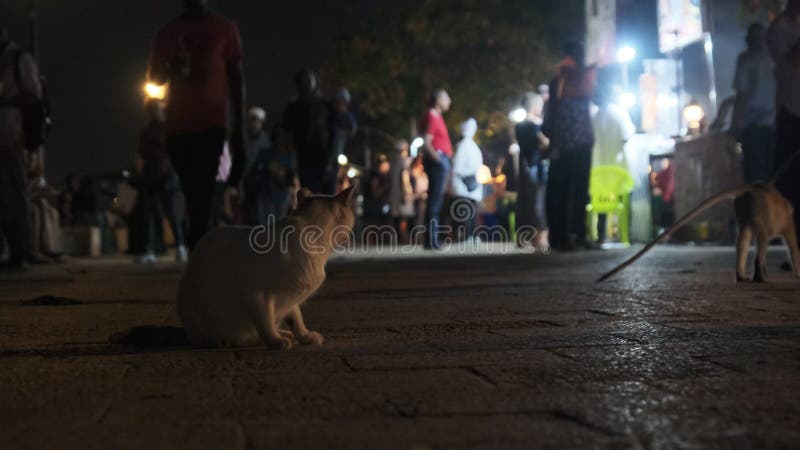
736, 226, 753, 282
753, 231, 769, 283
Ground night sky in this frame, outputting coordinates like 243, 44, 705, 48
0, 0, 374, 182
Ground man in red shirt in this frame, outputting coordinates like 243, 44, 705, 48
420, 89, 453, 249
148, 0, 246, 249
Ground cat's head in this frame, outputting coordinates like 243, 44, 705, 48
294, 185, 358, 235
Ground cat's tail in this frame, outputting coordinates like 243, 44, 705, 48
109, 326, 189, 348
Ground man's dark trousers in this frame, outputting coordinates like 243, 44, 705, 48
742, 124, 775, 183
168, 128, 226, 249
0, 141, 31, 265
774, 108, 800, 241
546, 146, 592, 248
423, 152, 451, 249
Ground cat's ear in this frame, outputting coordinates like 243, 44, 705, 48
336, 183, 358, 206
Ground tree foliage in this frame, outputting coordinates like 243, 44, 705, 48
321, 0, 584, 145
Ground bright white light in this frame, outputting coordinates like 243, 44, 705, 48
143, 82, 167, 100
347, 168, 357, 178
509, 143, 520, 155
337, 154, 349, 166
476, 165, 493, 185
683, 103, 705, 129
617, 46, 637, 64
410, 137, 424, 158
704, 39, 713, 54
656, 95, 679, 108
619, 92, 637, 109
509, 108, 527, 123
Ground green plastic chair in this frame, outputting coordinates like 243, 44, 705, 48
586, 165, 635, 245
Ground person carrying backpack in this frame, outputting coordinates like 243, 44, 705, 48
543, 40, 597, 251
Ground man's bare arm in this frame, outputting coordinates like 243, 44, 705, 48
423, 133, 441, 163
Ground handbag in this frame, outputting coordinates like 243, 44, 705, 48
461, 175, 479, 192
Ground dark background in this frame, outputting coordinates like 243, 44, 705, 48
0, 0, 746, 183
0, 0, 375, 182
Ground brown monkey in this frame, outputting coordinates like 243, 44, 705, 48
598, 183, 800, 283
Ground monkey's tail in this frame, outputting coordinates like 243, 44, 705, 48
597, 184, 754, 282
767, 149, 800, 188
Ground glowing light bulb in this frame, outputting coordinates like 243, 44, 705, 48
144, 82, 167, 100
476, 165, 493, 184
617, 46, 637, 63
509, 108, 527, 124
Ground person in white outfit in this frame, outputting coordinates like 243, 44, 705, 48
591, 90, 634, 169
590, 86, 635, 243
450, 118, 483, 242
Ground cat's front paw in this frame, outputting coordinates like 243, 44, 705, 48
267, 336, 294, 350
298, 331, 324, 346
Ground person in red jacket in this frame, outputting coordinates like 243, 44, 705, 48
420, 89, 453, 249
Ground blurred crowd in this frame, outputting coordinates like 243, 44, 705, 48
3, 0, 800, 270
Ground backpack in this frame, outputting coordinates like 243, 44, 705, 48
14, 51, 51, 151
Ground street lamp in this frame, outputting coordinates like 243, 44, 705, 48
617, 46, 636, 88
338, 154, 349, 166
683, 101, 705, 135
617, 46, 636, 64
144, 82, 167, 100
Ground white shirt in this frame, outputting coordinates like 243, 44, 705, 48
450, 138, 484, 201
767, 13, 800, 116
591, 103, 634, 168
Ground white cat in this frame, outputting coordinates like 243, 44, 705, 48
176, 186, 356, 349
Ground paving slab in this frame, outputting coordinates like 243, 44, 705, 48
0, 245, 798, 448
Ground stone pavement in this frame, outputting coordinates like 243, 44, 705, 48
1, 246, 799, 449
